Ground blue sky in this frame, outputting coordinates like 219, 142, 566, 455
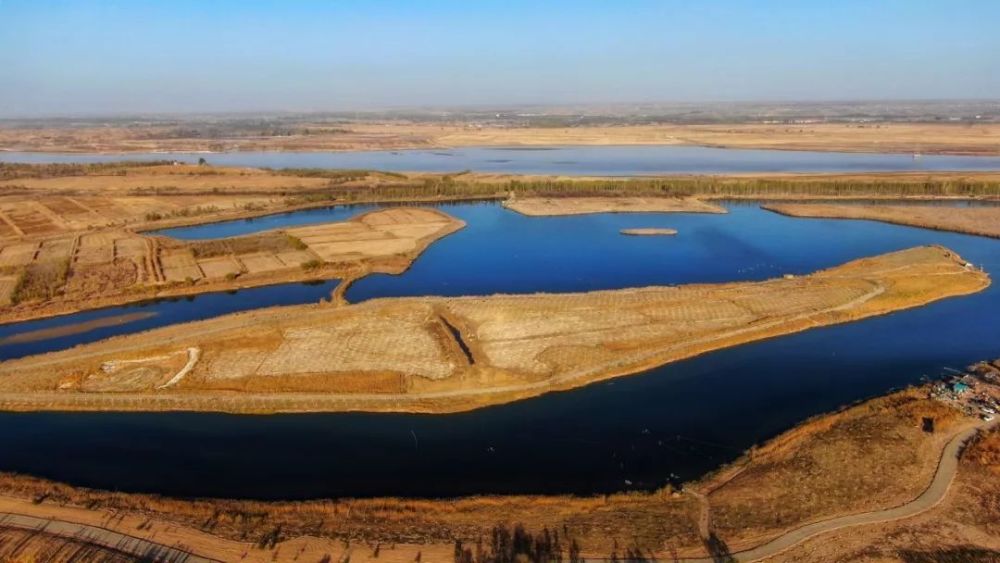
1, 0, 998, 116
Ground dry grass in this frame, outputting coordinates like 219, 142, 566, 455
0, 527, 138, 563
0, 473, 701, 559
707, 390, 964, 546
4, 121, 999, 155
0, 169, 330, 195
503, 196, 725, 216
766, 203, 1000, 239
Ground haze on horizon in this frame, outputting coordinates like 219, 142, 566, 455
1, 0, 999, 118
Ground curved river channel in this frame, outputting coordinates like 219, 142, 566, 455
0, 201, 998, 499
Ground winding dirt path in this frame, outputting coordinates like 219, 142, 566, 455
682, 419, 997, 562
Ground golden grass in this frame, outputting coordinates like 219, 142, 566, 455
766, 203, 1000, 239
503, 196, 725, 216
707, 390, 964, 547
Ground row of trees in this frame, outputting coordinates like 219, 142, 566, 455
299, 176, 1000, 204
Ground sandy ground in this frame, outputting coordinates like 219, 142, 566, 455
0, 370, 996, 562
765, 203, 1000, 239
0, 206, 464, 323
503, 196, 725, 216
621, 228, 678, 236
3, 121, 1000, 155
0, 245, 986, 414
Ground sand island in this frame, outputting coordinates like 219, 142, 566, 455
621, 228, 678, 236
0, 245, 986, 414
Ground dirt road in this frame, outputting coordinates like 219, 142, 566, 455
682, 419, 997, 562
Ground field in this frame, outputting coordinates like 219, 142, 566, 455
0, 245, 986, 414
0, 369, 995, 562
765, 202, 1000, 239
3, 120, 1000, 155
0, 206, 464, 323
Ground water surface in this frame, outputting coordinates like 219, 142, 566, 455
5, 145, 1000, 175
0, 204, 997, 499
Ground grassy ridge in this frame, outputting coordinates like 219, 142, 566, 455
288, 176, 1000, 204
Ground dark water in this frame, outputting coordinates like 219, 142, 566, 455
5, 145, 1000, 175
0, 203, 997, 499
0, 281, 337, 360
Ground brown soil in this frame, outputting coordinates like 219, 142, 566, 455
0, 246, 986, 414
765, 203, 1000, 239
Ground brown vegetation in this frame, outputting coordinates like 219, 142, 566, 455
503, 197, 723, 216
766, 202, 1000, 239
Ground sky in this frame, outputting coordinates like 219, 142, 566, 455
1, 0, 999, 117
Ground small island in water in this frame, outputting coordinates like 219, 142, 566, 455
621, 228, 678, 236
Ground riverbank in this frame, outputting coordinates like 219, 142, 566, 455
765, 203, 1000, 239
0, 361, 997, 562
0, 245, 987, 414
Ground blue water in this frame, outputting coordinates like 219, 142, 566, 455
4, 145, 1000, 175
0, 202, 998, 499
153, 204, 380, 240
